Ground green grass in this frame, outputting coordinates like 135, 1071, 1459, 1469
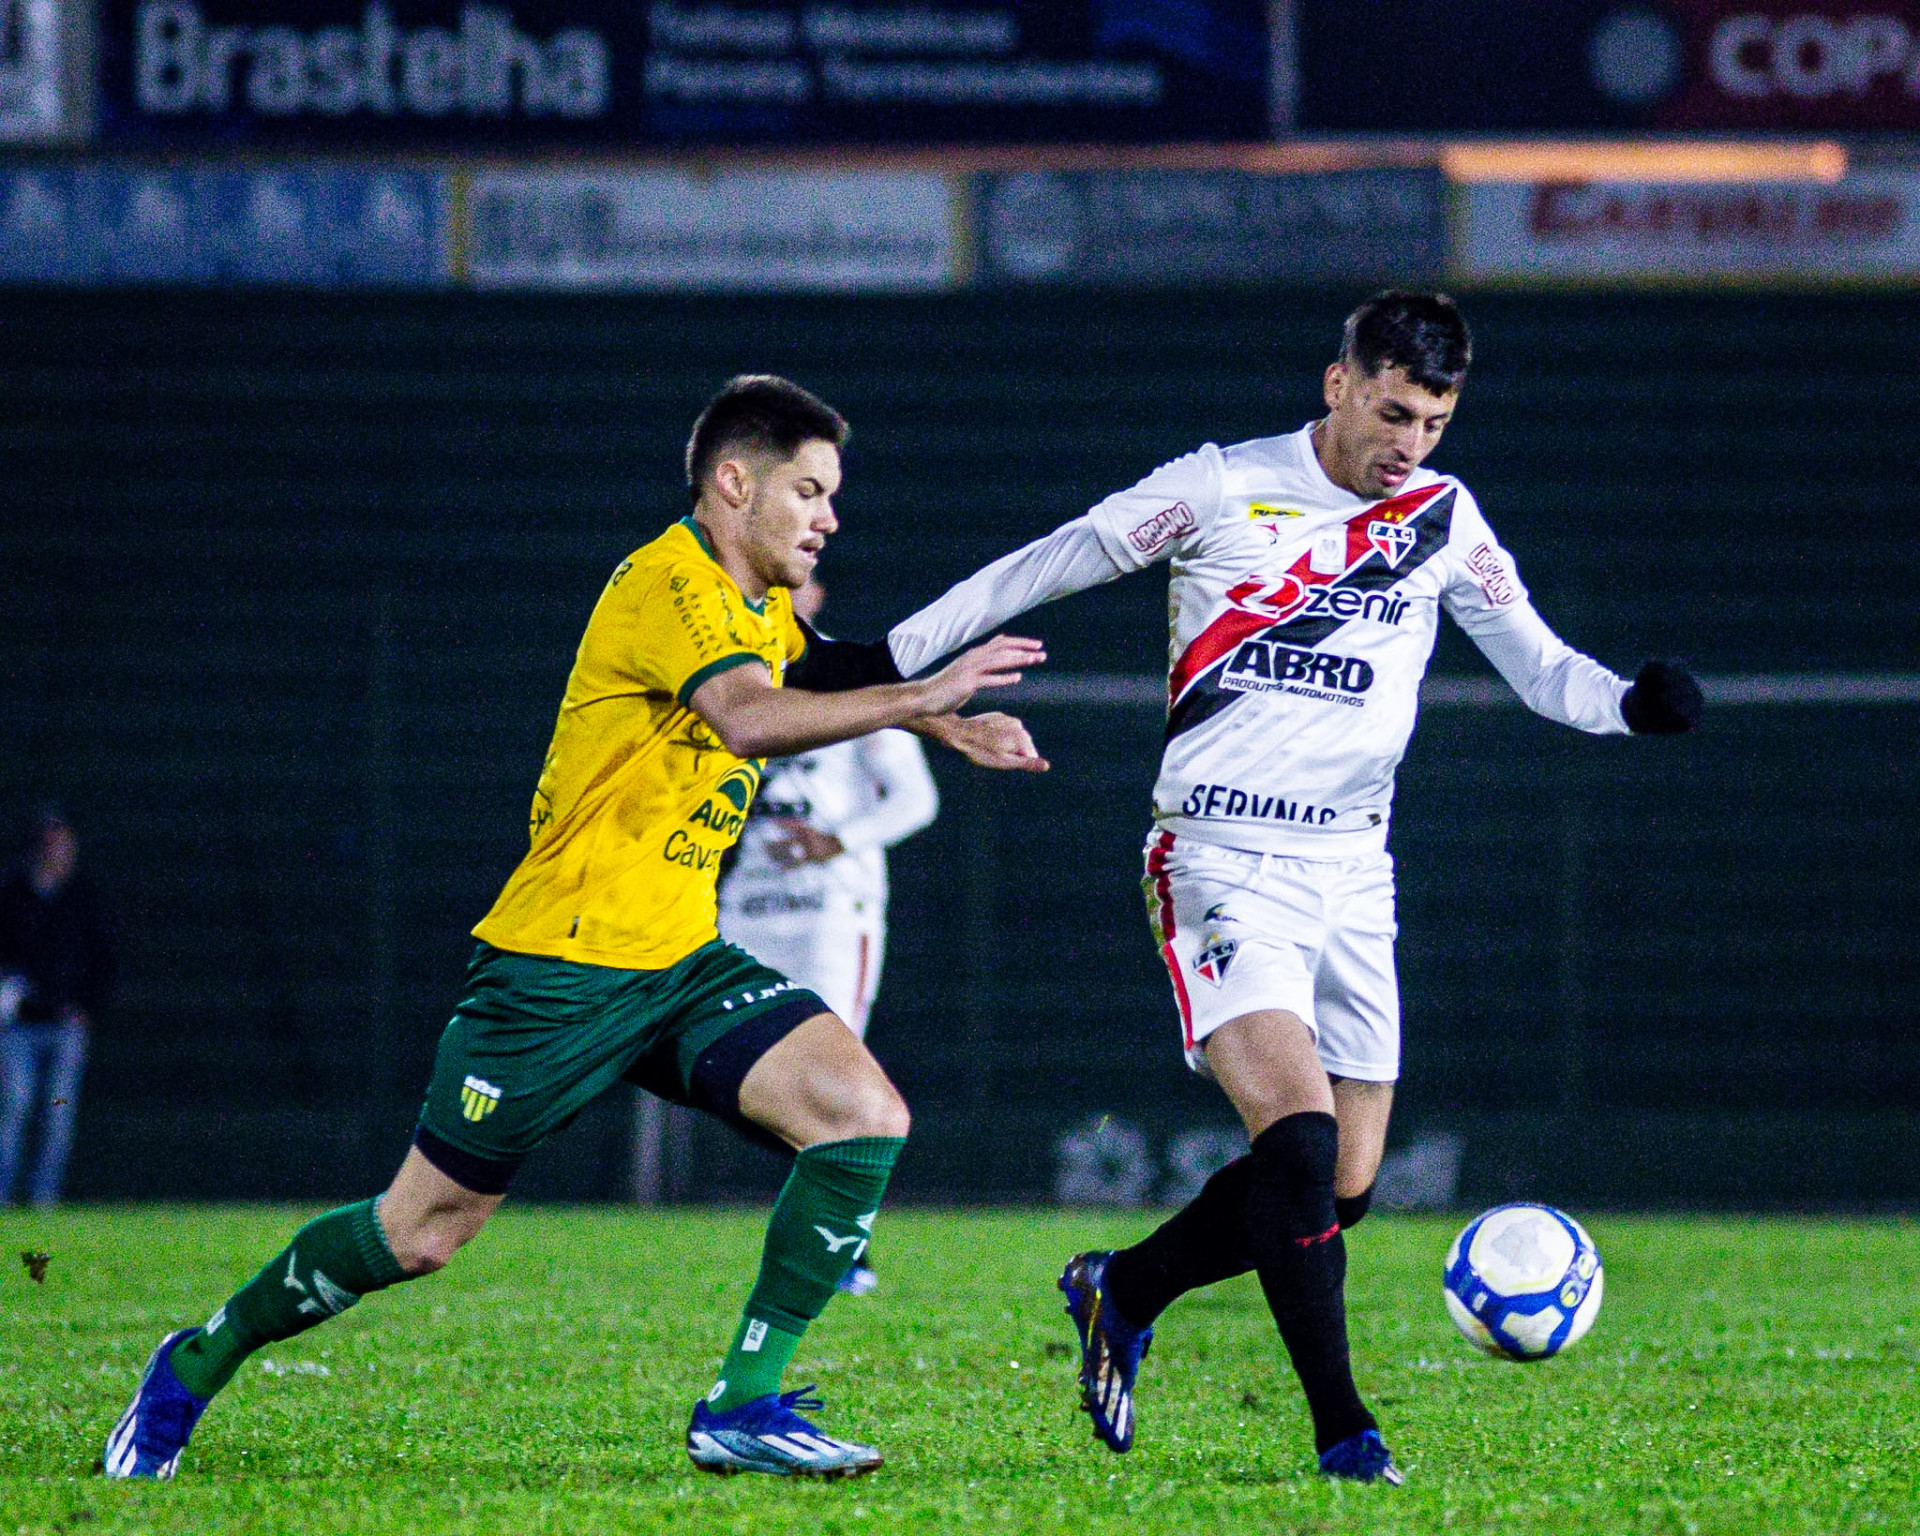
1, 1207, 1916, 1534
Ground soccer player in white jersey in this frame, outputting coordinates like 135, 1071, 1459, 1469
881, 293, 1702, 1483
721, 579, 940, 1293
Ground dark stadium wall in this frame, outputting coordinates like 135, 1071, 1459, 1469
3, 288, 1916, 1208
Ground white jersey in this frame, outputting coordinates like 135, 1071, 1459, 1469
889, 424, 1629, 858
720, 729, 939, 921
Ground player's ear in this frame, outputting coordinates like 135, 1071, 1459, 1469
710, 456, 755, 511
1323, 361, 1348, 413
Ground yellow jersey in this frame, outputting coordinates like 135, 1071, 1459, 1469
473, 517, 807, 969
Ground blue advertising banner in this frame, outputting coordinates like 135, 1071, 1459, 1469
0, 164, 449, 283
100, 0, 1270, 146
977, 168, 1445, 285
1292, 0, 1920, 132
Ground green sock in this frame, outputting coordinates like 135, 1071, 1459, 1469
709, 1136, 903, 1412
171, 1197, 407, 1399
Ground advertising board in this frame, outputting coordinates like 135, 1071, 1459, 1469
0, 164, 448, 283
2, 0, 78, 140
102, 0, 1269, 146
979, 167, 1444, 285
1294, 0, 1920, 132
463, 168, 959, 290
1456, 172, 1920, 283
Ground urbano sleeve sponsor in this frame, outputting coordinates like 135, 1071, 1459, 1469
1084, 445, 1224, 573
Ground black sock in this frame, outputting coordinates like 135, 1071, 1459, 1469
1243, 1112, 1376, 1454
1335, 1184, 1374, 1231
1103, 1156, 1254, 1327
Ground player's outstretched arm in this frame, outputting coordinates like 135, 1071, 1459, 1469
689, 634, 1046, 762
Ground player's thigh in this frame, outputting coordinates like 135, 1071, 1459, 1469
619, 939, 901, 1152
1204, 1009, 1336, 1138
737, 1011, 908, 1148
1313, 854, 1400, 1076
1330, 1077, 1395, 1198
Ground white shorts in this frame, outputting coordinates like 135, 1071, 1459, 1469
719, 909, 886, 1038
1142, 830, 1400, 1082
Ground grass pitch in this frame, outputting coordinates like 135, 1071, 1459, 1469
1, 1207, 1915, 1535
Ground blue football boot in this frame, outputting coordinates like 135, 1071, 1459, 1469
103, 1329, 211, 1479
686, 1386, 882, 1478
1059, 1251, 1153, 1453
1319, 1428, 1405, 1485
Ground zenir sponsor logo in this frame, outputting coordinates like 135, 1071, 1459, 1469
1297, 587, 1413, 625
460, 1075, 502, 1122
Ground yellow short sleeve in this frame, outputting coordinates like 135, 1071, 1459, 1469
638, 563, 774, 706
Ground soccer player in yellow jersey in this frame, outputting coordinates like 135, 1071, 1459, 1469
105, 376, 1048, 1482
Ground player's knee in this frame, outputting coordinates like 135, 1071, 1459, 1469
387, 1217, 479, 1276
845, 1076, 910, 1140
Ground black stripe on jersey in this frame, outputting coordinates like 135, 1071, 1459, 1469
1165, 489, 1457, 743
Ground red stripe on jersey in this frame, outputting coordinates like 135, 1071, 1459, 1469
1167, 605, 1275, 707
1165, 482, 1450, 707
1293, 1222, 1341, 1248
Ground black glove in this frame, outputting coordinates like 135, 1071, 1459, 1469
1620, 658, 1703, 735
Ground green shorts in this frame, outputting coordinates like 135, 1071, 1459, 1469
413, 940, 828, 1194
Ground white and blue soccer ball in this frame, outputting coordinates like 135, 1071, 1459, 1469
1443, 1203, 1603, 1361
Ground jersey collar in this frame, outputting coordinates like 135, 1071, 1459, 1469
677, 515, 769, 614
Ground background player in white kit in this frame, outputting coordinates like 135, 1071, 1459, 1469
720, 578, 940, 1293
882, 293, 1703, 1482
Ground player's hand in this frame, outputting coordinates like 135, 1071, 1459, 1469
924, 711, 1049, 773
913, 635, 1046, 717
1621, 658, 1703, 735
766, 821, 846, 868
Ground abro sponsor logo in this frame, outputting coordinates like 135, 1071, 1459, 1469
1710, 12, 1920, 103
1222, 640, 1375, 701
1179, 783, 1341, 826
1126, 500, 1195, 557
133, 1, 610, 119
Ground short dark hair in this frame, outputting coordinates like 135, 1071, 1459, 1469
684, 375, 849, 505
1341, 291, 1473, 395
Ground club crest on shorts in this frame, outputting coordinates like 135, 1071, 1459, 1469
460, 1075, 502, 1122
1194, 936, 1238, 986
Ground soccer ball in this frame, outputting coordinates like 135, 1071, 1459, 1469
1443, 1203, 1603, 1361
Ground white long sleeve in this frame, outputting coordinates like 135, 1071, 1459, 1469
886, 516, 1126, 677
1462, 601, 1630, 734
832, 730, 940, 855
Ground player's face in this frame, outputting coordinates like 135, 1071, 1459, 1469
744, 439, 842, 590
1321, 362, 1458, 499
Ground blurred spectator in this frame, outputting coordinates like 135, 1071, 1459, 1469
0, 806, 114, 1207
